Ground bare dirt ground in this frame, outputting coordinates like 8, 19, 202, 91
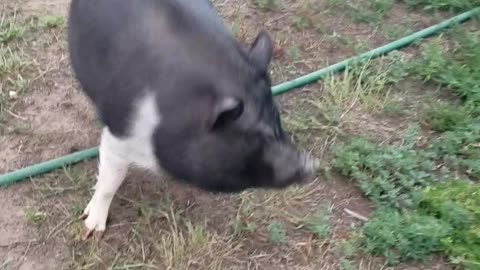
0, 0, 456, 269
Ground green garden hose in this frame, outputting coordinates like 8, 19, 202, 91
1, 7, 479, 187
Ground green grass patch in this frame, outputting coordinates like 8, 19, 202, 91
332, 26, 480, 268
0, 14, 27, 44
37, 15, 65, 28
0, 46, 31, 123
420, 180, 480, 268
361, 207, 451, 265
401, 0, 480, 11
267, 220, 287, 244
253, 0, 278, 11
24, 209, 47, 225
300, 204, 332, 239
333, 124, 441, 209
327, 0, 394, 26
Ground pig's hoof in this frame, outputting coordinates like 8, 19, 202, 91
79, 204, 107, 241
81, 227, 104, 241
80, 213, 106, 241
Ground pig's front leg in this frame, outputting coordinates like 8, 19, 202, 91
80, 127, 130, 240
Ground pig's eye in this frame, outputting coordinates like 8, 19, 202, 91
212, 99, 244, 130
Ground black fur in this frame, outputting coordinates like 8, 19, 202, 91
68, 0, 310, 193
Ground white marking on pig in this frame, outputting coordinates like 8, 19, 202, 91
83, 92, 162, 233
123, 91, 163, 172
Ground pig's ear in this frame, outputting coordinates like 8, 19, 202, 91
210, 97, 244, 130
249, 30, 273, 72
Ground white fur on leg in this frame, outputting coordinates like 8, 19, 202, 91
83, 127, 130, 235
82, 92, 163, 239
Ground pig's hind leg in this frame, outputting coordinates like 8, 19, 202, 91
80, 127, 130, 240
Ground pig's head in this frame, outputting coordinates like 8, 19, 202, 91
153, 30, 319, 193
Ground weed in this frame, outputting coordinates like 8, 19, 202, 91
420, 180, 480, 268
334, 237, 361, 259
410, 37, 449, 82
229, 218, 257, 236
368, 0, 394, 14
286, 43, 299, 59
38, 15, 65, 28
383, 98, 407, 117
229, 197, 258, 236
412, 31, 480, 109
322, 60, 391, 113
333, 124, 441, 208
337, 27, 480, 268
401, 0, 480, 11
300, 204, 332, 239
0, 14, 26, 44
156, 207, 225, 269
291, 15, 312, 30
383, 24, 413, 41
327, 0, 393, 26
24, 209, 47, 225
230, 22, 240, 38
407, 29, 480, 179
424, 103, 471, 132
427, 122, 480, 180
267, 220, 287, 244
253, 0, 278, 11
361, 207, 451, 265
0, 46, 31, 122
339, 259, 356, 270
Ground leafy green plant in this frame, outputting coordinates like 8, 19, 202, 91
326, 0, 393, 26
25, 209, 47, 225
368, 0, 394, 14
361, 207, 451, 265
336, 27, 480, 268
38, 15, 65, 28
0, 16, 26, 44
300, 204, 331, 239
253, 0, 278, 11
424, 104, 472, 132
427, 122, 480, 180
412, 31, 480, 110
401, 0, 480, 12
333, 124, 439, 208
267, 220, 287, 244
420, 180, 480, 269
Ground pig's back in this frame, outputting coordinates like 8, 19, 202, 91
67, 0, 231, 102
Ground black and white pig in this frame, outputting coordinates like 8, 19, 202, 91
67, 0, 319, 240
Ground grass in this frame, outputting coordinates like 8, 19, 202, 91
333, 124, 440, 209
300, 203, 332, 239
420, 180, 480, 268
323, 54, 408, 112
267, 220, 287, 244
4, 1, 480, 269
0, 13, 27, 44
361, 207, 451, 265
282, 52, 410, 139
331, 25, 480, 269
0, 46, 31, 124
253, 0, 278, 11
24, 209, 47, 225
0, 12, 65, 132
401, 0, 480, 11
37, 15, 64, 29
327, 0, 394, 26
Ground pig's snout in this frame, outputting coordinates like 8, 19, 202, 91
265, 143, 320, 188
299, 152, 320, 177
